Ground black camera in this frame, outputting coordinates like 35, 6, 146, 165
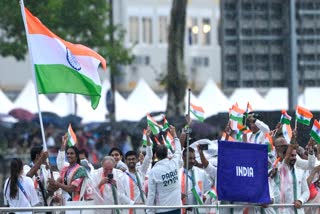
199, 144, 209, 150
107, 173, 113, 181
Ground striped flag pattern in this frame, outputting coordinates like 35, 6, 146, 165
296, 106, 313, 126
282, 124, 292, 144
67, 124, 77, 147
310, 120, 320, 144
162, 115, 170, 131
190, 103, 205, 122
229, 105, 245, 124
147, 114, 162, 135
280, 110, 292, 125
142, 129, 148, 146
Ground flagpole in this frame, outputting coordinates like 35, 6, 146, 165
185, 88, 191, 203
19, 0, 48, 151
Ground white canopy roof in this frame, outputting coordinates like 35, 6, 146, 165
229, 88, 271, 111
264, 88, 288, 110
198, 79, 231, 116
116, 91, 142, 121
13, 80, 56, 113
303, 87, 320, 111
0, 89, 14, 114
127, 79, 164, 118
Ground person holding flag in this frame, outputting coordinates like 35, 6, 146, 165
245, 112, 270, 144
118, 127, 153, 214
180, 147, 212, 214
278, 144, 310, 214
147, 126, 182, 214
23, 146, 50, 207
47, 145, 88, 205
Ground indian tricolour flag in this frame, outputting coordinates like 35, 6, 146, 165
310, 120, 320, 144
229, 105, 245, 124
282, 124, 292, 144
67, 124, 77, 147
190, 103, 205, 122
142, 129, 148, 146
22, 6, 106, 109
280, 110, 292, 125
296, 106, 313, 126
147, 114, 162, 135
162, 115, 170, 131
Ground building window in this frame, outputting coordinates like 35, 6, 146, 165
132, 55, 150, 66
159, 16, 168, 43
129, 17, 139, 44
142, 17, 153, 44
191, 56, 209, 67
201, 18, 211, 45
187, 17, 198, 45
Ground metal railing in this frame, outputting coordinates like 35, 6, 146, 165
1, 203, 320, 213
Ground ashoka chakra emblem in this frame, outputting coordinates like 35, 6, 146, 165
66, 48, 81, 71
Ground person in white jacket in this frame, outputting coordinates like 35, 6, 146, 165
4, 158, 39, 214
92, 156, 130, 214
147, 126, 181, 214
118, 127, 152, 213
180, 147, 211, 214
245, 113, 270, 145
278, 144, 310, 214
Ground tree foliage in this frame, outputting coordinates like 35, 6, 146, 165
0, 0, 132, 74
165, 0, 188, 117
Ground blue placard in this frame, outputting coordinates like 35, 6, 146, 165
217, 140, 271, 204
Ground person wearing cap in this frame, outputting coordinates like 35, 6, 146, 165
245, 112, 270, 145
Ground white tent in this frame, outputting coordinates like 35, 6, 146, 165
127, 79, 164, 118
77, 80, 110, 123
115, 91, 142, 121
161, 90, 202, 120
0, 89, 14, 114
13, 80, 56, 113
52, 93, 74, 116
264, 88, 288, 110
229, 88, 271, 111
198, 79, 231, 117
52, 80, 110, 119
303, 87, 320, 111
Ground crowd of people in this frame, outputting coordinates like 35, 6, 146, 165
3, 112, 320, 214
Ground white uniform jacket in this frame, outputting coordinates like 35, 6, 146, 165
147, 137, 182, 214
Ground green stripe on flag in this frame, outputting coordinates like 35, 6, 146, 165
35, 64, 102, 109
229, 114, 243, 123
310, 130, 320, 144
191, 110, 204, 122
191, 187, 203, 205
296, 117, 311, 126
280, 117, 291, 125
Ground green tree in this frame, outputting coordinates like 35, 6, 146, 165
165, 0, 188, 117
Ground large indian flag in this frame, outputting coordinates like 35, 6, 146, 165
22, 7, 106, 109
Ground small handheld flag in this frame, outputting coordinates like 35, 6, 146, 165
280, 110, 292, 125
310, 120, 320, 144
296, 106, 313, 126
190, 103, 205, 122
67, 124, 77, 147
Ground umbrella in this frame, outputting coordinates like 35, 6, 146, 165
9, 108, 34, 121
